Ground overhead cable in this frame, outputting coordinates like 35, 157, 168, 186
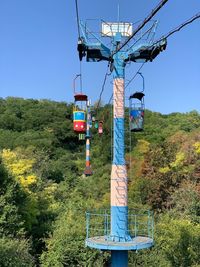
75, 0, 83, 92
125, 63, 145, 89
79, 63, 83, 93
154, 12, 200, 44
126, 21, 158, 53
108, 62, 145, 105
96, 64, 111, 113
113, 0, 169, 55
75, 0, 81, 38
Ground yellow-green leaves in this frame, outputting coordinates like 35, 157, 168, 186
2, 149, 37, 190
193, 141, 200, 154
159, 151, 185, 173
136, 139, 150, 154
170, 151, 185, 168
159, 166, 170, 174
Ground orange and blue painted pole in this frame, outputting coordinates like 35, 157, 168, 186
84, 100, 93, 176
110, 37, 130, 266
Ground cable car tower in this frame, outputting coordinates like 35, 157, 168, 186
77, 1, 168, 266
74, 0, 200, 266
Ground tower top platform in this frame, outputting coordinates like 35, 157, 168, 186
85, 209, 154, 251
86, 235, 153, 251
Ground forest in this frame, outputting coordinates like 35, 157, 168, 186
0, 97, 199, 267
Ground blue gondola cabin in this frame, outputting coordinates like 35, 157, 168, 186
73, 110, 86, 133
129, 92, 145, 132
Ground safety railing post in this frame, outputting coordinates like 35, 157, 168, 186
86, 212, 90, 239
148, 210, 150, 238
152, 213, 154, 240
104, 211, 107, 237
134, 214, 137, 237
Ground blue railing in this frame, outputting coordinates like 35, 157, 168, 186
86, 209, 154, 241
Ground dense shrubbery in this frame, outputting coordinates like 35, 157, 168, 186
0, 97, 199, 266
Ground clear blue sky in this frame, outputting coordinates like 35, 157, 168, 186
0, 0, 200, 114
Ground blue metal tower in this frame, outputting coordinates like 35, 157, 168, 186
77, 6, 167, 267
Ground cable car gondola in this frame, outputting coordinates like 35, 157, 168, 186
129, 92, 145, 132
72, 74, 88, 138
94, 120, 99, 129
73, 93, 87, 134
98, 121, 103, 135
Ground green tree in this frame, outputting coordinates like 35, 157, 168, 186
0, 238, 35, 267
40, 195, 109, 267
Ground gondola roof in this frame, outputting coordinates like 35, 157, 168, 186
129, 92, 145, 101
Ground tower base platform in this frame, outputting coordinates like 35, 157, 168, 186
86, 235, 153, 251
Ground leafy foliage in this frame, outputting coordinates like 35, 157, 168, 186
129, 215, 200, 267
0, 237, 35, 267
0, 97, 199, 266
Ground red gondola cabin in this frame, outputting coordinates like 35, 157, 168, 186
73, 94, 88, 134
98, 121, 103, 135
